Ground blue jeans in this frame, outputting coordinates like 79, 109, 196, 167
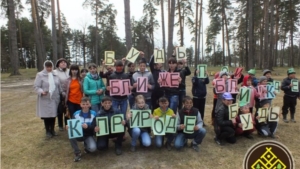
128, 94, 135, 109
131, 127, 151, 147
174, 128, 206, 150
70, 136, 97, 154
178, 90, 186, 110
166, 95, 179, 113
155, 134, 175, 148
91, 103, 101, 113
112, 98, 128, 117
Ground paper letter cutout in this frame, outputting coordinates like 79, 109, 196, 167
68, 119, 83, 139
111, 114, 124, 134
215, 79, 226, 93
165, 116, 178, 133
197, 64, 207, 78
228, 79, 238, 94
170, 72, 180, 87
240, 114, 253, 131
154, 49, 165, 63
228, 103, 239, 119
96, 117, 109, 136
110, 79, 131, 96
257, 85, 267, 99
152, 117, 165, 135
159, 72, 169, 87
269, 107, 280, 122
266, 85, 275, 99
234, 67, 243, 79
239, 87, 251, 104
126, 47, 140, 63
176, 47, 186, 60
221, 66, 229, 73
273, 80, 280, 94
258, 108, 268, 123
184, 116, 196, 134
104, 51, 115, 65
137, 77, 148, 93
130, 110, 152, 128
291, 79, 299, 92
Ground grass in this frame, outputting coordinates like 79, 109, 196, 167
1, 67, 300, 169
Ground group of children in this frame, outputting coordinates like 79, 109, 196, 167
42, 55, 299, 162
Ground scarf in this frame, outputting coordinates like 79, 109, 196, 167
90, 73, 99, 80
48, 72, 56, 99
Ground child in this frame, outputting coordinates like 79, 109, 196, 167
80, 68, 88, 82
256, 76, 276, 109
100, 61, 115, 96
255, 100, 277, 138
214, 92, 236, 145
83, 63, 106, 113
92, 96, 126, 155
127, 95, 151, 152
242, 75, 259, 113
174, 96, 206, 152
281, 68, 300, 123
192, 69, 209, 126
177, 59, 191, 110
67, 97, 97, 162
153, 97, 176, 150
214, 71, 229, 113
247, 69, 259, 87
234, 103, 256, 139
262, 69, 274, 84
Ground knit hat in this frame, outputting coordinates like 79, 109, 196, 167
287, 68, 296, 75
259, 76, 267, 83
262, 69, 271, 76
247, 69, 256, 75
55, 58, 68, 68
219, 71, 228, 78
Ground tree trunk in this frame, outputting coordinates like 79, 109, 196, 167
198, 0, 203, 63
7, 0, 20, 75
274, 3, 280, 67
289, 0, 294, 67
124, 0, 132, 52
161, 0, 167, 68
245, 1, 249, 70
248, 0, 254, 69
221, 0, 225, 66
51, 0, 57, 63
95, 2, 99, 65
177, 0, 183, 46
259, 14, 264, 69
167, 0, 176, 58
223, 2, 231, 67
194, 0, 199, 67
263, 0, 270, 69
268, 0, 275, 70
57, 0, 63, 58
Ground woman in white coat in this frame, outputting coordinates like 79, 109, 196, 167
34, 61, 62, 138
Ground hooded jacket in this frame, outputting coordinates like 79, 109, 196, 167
73, 110, 97, 137
163, 68, 182, 95
215, 103, 234, 127
281, 77, 300, 97
149, 55, 165, 93
83, 72, 106, 105
132, 70, 155, 99
192, 76, 209, 98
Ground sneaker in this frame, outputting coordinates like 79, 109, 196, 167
214, 137, 223, 146
191, 143, 200, 152
283, 118, 289, 123
46, 131, 52, 138
115, 147, 122, 155
59, 127, 64, 131
165, 143, 172, 151
74, 152, 81, 162
130, 146, 136, 152
290, 119, 296, 123
244, 134, 254, 139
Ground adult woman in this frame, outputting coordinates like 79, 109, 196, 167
83, 63, 106, 113
34, 61, 62, 138
65, 64, 83, 120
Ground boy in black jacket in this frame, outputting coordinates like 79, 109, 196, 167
177, 60, 191, 110
214, 92, 236, 145
192, 69, 209, 126
281, 68, 300, 123
92, 96, 126, 155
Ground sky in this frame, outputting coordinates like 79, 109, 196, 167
1, 0, 211, 54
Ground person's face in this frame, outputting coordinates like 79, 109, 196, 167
59, 61, 67, 69
136, 99, 145, 109
262, 103, 270, 108
89, 67, 97, 74
81, 71, 87, 78
265, 73, 271, 79
115, 65, 124, 72
128, 64, 135, 72
155, 63, 162, 70
46, 66, 53, 72
289, 73, 296, 79
249, 74, 255, 77
177, 63, 183, 69
71, 69, 78, 76
222, 99, 233, 106
247, 79, 252, 86
139, 63, 146, 72
101, 100, 112, 110
168, 62, 177, 71
80, 101, 91, 109
221, 75, 227, 79
183, 100, 193, 110
261, 80, 268, 85
159, 101, 169, 110
106, 66, 114, 73
240, 106, 250, 114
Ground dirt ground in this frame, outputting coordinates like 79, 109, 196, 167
1, 68, 300, 169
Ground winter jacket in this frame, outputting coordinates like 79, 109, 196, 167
100, 71, 113, 96
72, 110, 97, 137
132, 70, 155, 99
149, 55, 165, 93
153, 107, 174, 121
163, 68, 182, 95
192, 76, 209, 98
242, 75, 260, 107
34, 69, 62, 118
215, 104, 234, 127
53, 68, 69, 93
178, 66, 191, 90
83, 72, 106, 105
177, 107, 203, 133
281, 77, 300, 97
108, 71, 131, 100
